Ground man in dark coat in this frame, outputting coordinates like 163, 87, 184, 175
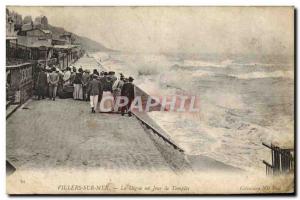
73, 68, 83, 100
93, 69, 99, 76
103, 75, 114, 93
108, 71, 117, 83
88, 75, 102, 113
97, 76, 103, 105
36, 68, 48, 100
121, 77, 135, 116
70, 67, 76, 84
99, 71, 106, 86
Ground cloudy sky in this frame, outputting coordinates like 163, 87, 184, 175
9, 6, 294, 55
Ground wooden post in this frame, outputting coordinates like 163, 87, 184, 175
45, 49, 48, 67
272, 148, 274, 168
276, 147, 280, 173
62, 54, 65, 69
16, 39, 18, 58
282, 150, 285, 172
66, 52, 68, 68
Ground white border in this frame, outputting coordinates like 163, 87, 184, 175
1, 1, 298, 199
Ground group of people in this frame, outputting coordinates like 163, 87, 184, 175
36, 64, 135, 116
36, 66, 60, 101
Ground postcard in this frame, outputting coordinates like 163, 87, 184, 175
6, 6, 294, 194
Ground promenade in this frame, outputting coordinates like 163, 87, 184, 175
7, 99, 172, 171
6, 56, 174, 172
6, 56, 241, 174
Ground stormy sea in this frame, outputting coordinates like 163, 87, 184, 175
91, 51, 294, 173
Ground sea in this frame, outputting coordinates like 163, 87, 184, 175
91, 51, 294, 172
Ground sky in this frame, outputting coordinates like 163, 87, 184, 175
8, 6, 294, 55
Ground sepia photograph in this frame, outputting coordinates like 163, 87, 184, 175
5, 6, 294, 194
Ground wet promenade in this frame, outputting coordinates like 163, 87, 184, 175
7, 56, 241, 175
6, 56, 174, 171
7, 99, 173, 171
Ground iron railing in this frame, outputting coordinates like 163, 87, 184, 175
262, 142, 294, 175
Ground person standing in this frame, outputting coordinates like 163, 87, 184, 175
121, 77, 135, 116
36, 68, 48, 100
108, 71, 117, 83
97, 75, 103, 112
73, 68, 83, 100
46, 67, 52, 98
112, 74, 124, 110
102, 72, 114, 111
82, 69, 90, 101
88, 75, 101, 113
93, 69, 99, 76
57, 69, 64, 95
63, 67, 71, 86
70, 67, 76, 84
99, 71, 106, 86
48, 67, 59, 101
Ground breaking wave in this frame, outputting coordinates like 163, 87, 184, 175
92, 51, 294, 172
183, 59, 234, 68
231, 70, 293, 80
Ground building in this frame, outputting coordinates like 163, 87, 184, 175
6, 8, 83, 109
53, 44, 81, 69
6, 9, 34, 107
34, 16, 48, 29
52, 33, 82, 69
6, 9, 18, 61
60, 32, 72, 45
7, 9, 82, 70
6, 9, 17, 39
21, 23, 34, 32
9, 10, 23, 32
23, 15, 33, 24
52, 38, 66, 45
16, 28, 54, 63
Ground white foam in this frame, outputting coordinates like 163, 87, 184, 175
182, 59, 233, 68
232, 70, 293, 79
90, 51, 294, 172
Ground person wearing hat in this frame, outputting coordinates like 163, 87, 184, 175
57, 68, 65, 95
101, 71, 115, 111
73, 67, 84, 100
121, 76, 135, 116
70, 67, 77, 84
36, 68, 48, 100
82, 69, 90, 101
45, 67, 52, 97
108, 71, 117, 83
93, 69, 99, 76
63, 67, 71, 86
87, 74, 102, 113
112, 73, 125, 111
48, 67, 59, 101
